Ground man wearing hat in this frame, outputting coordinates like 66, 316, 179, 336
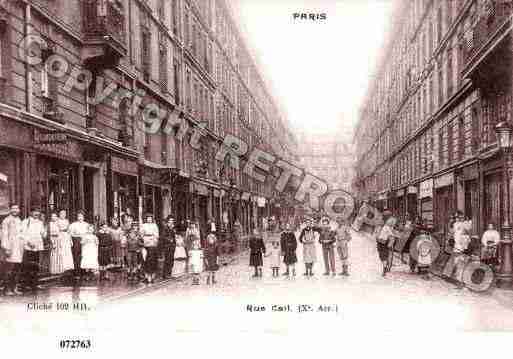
20, 207, 46, 292
1, 204, 24, 295
160, 215, 177, 279
319, 217, 336, 276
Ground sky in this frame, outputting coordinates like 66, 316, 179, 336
233, 0, 394, 136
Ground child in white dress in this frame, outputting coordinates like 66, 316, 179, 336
268, 240, 281, 277
81, 224, 99, 280
189, 239, 203, 285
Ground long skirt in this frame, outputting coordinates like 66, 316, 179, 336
98, 245, 112, 267
377, 242, 388, 262
112, 240, 123, 266
144, 247, 159, 274
49, 236, 63, 274
249, 252, 263, 267
302, 242, 317, 263
60, 232, 74, 271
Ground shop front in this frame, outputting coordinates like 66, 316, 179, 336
109, 154, 139, 222
140, 162, 175, 226
406, 185, 418, 220
434, 172, 455, 238
457, 163, 480, 234
190, 181, 210, 235
419, 179, 434, 228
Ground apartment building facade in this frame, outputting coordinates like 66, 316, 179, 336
354, 0, 511, 242
0, 0, 296, 241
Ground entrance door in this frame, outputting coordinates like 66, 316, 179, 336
464, 180, 479, 234
84, 167, 96, 224
435, 186, 454, 235
45, 159, 78, 218
484, 172, 503, 230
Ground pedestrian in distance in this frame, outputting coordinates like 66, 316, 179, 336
160, 216, 177, 279
1, 204, 24, 296
335, 218, 351, 276
20, 207, 46, 292
249, 228, 266, 278
140, 213, 159, 285
319, 217, 336, 276
376, 217, 400, 277
299, 218, 320, 277
280, 222, 297, 277
268, 239, 281, 277
189, 239, 203, 285
126, 225, 143, 282
97, 221, 113, 281
203, 232, 219, 285
68, 211, 89, 279
80, 224, 99, 281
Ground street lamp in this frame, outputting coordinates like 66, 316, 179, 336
495, 121, 513, 287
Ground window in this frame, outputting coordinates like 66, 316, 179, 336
141, 26, 151, 83
173, 59, 180, 104
447, 49, 453, 97
185, 69, 191, 111
159, 39, 168, 92
172, 0, 179, 36
448, 122, 453, 165
471, 107, 480, 153
158, 0, 165, 22
438, 59, 444, 106
446, 0, 453, 29
184, 10, 190, 47
437, 7, 443, 44
458, 116, 465, 160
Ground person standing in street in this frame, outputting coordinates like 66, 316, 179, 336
1, 204, 24, 295
319, 217, 336, 276
48, 212, 63, 275
268, 239, 281, 277
160, 216, 177, 279
249, 228, 266, 278
110, 217, 123, 268
97, 221, 113, 281
335, 218, 352, 276
481, 223, 500, 267
280, 222, 297, 277
68, 211, 89, 279
203, 232, 219, 285
299, 218, 320, 277
376, 217, 400, 277
21, 207, 46, 292
57, 210, 74, 274
140, 213, 159, 284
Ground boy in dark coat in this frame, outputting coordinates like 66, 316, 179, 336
204, 232, 219, 285
280, 223, 297, 277
249, 228, 266, 278
319, 217, 336, 276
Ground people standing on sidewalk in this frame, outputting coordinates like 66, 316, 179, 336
21, 207, 46, 292
249, 228, 266, 278
110, 217, 123, 269
185, 221, 200, 273
280, 222, 297, 277
160, 216, 177, 279
57, 210, 74, 274
48, 212, 63, 275
319, 217, 336, 276
335, 218, 351, 276
299, 219, 320, 277
1, 204, 24, 295
203, 232, 219, 285
69, 211, 89, 279
189, 239, 203, 285
376, 217, 400, 277
140, 214, 159, 284
97, 221, 113, 281
452, 213, 471, 289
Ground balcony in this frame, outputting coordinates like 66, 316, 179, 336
462, 1, 512, 79
82, 0, 127, 68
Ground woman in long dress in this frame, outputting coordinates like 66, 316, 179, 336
110, 217, 123, 268
49, 213, 62, 274
299, 219, 320, 276
57, 210, 74, 273
139, 214, 159, 284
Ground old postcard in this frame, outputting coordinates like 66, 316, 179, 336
0, 0, 512, 357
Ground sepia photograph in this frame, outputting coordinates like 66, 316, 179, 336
0, 0, 512, 356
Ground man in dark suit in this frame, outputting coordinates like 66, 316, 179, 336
160, 216, 177, 279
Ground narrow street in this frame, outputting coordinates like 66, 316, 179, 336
4, 230, 511, 336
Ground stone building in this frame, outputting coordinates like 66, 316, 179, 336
354, 0, 512, 244
0, 0, 296, 251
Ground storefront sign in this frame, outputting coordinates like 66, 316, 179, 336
396, 189, 405, 197
419, 179, 433, 199
461, 164, 479, 181
435, 173, 454, 188
408, 186, 417, 195
111, 156, 138, 176
34, 131, 67, 144
33, 129, 81, 161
